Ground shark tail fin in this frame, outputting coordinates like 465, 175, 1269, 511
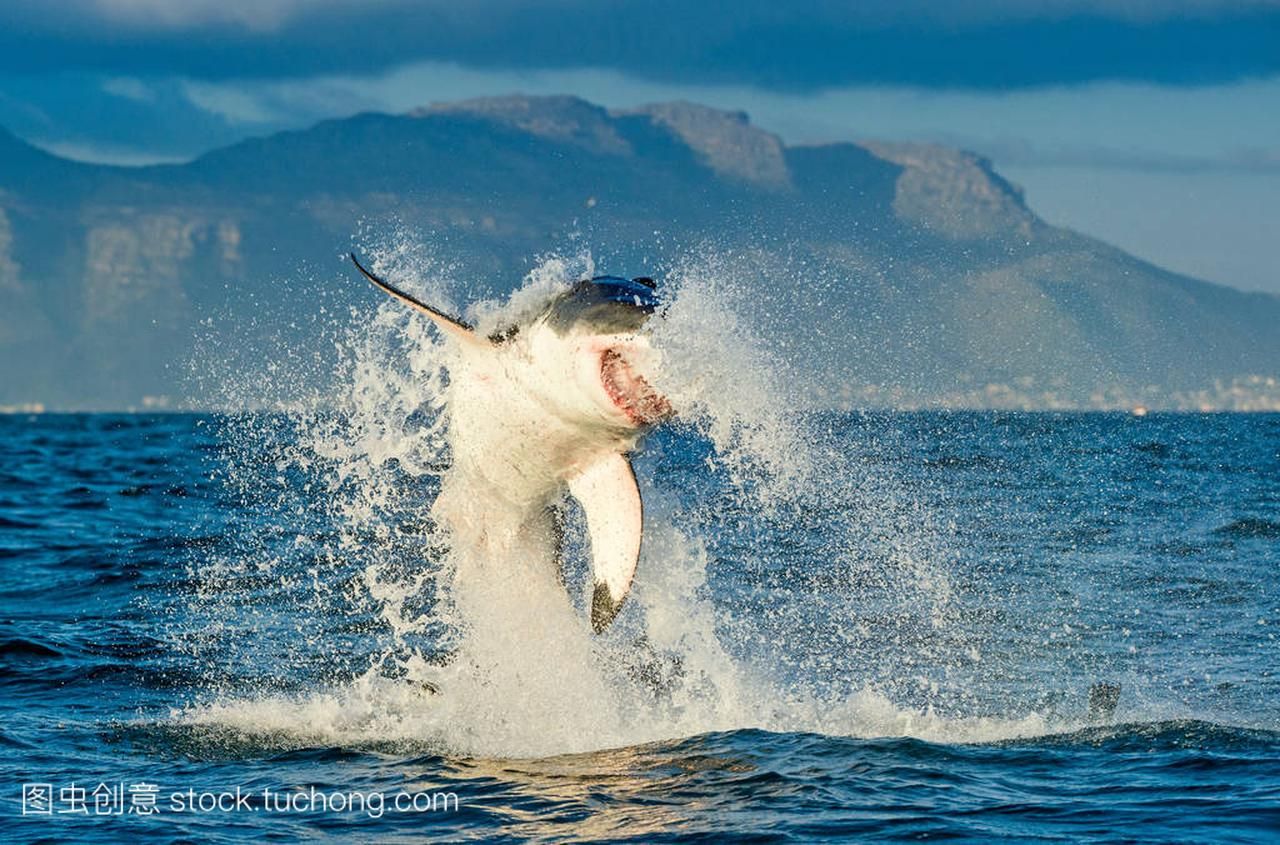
569, 453, 643, 633
349, 253, 487, 348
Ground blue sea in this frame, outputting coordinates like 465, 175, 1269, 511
2, 411, 1279, 842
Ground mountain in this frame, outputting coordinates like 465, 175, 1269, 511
0, 95, 1277, 410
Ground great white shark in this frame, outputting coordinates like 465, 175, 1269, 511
350, 253, 672, 634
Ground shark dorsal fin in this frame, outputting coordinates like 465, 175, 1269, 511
350, 253, 488, 348
568, 452, 643, 633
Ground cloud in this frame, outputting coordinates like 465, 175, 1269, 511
35, 139, 189, 166
82, 0, 406, 32
71, 1, 1280, 31
181, 81, 277, 124
940, 137, 1280, 173
0, 1, 1277, 90
101, 77, 154, 102
0, 72, 258, 162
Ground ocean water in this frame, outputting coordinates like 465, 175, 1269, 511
3, 253, 1280, 842
3, 411, 1278, 842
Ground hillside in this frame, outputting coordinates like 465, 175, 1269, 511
1, 95, 1277, 410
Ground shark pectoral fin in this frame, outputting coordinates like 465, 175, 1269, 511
568, 453, 642, 634
349, 252, 489, 349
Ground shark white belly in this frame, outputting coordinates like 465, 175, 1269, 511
351, 254, 671, 632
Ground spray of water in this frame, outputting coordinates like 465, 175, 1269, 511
177, 240, 1056, 757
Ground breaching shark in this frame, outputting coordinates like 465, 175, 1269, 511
350, 253, 672, 634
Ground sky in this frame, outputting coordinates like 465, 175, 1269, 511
0, 0, 1276, 293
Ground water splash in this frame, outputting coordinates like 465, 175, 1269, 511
178, 240, 1051, 758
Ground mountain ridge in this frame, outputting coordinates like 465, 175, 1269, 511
0, 94, 1276, 411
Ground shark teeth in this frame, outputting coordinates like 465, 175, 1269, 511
600, 348, 672, 426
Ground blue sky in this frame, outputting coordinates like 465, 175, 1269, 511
0, 0, 1276, 293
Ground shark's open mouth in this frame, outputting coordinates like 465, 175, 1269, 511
600, 348, 672, 426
